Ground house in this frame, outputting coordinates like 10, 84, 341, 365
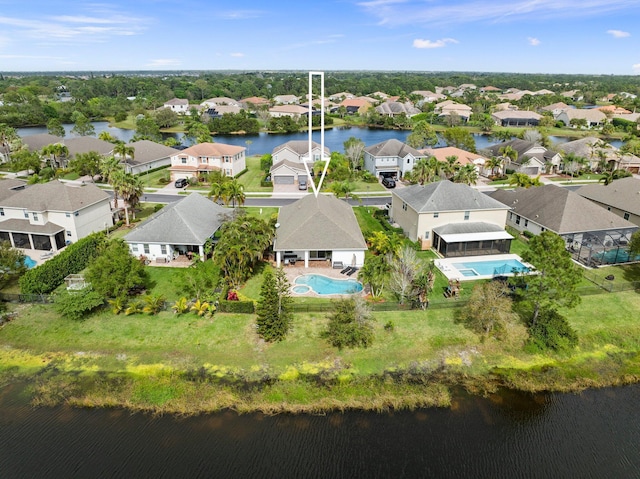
434, 100, 472, 122
124, 193, 232, 263
576, 177, 640, 226
119, 140, 177, 175
163, 98, 189, 114
329, 92, 355, 102
391, 180, 512, 255
20, 133, 63, 153
556, 109, 606, 128
200, 97, 241, 109
332, 98, 374, 115
268, 105, 309, 118
411, 90, 447, 102
273, 194, 367, 268
375, 101, 421, 117
0, 180, 113, 252
272, 140, 329, 164
420, 146, 488, 175
273, 94, 300, 105
492, 110, 542, 127
489, 185, 638, 266
540, 102, 571, 117
240, 96, 270, 110
169, 142, 246, 181
21, 134, 114, 167
269, 160, 309, 188
480, 86, 502, 94
484, 139, 562, 175
560, 136, 640, 173
363, 139, 427, 179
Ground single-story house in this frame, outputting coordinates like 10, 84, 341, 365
375, 101, 421, 117
391, 180, 512, 255
484, 139, 562, 175
124, 193, 232, 263
434, 100, 472, 122
420, 146, 488, 175
273, 194, 367, 268
0, 179, 113, 251
268, 105, 310, 118
576, 177, 640, 226
119, 140, 177, 175
20, 135, 114, 168
492, 110, 542, 127
560, 136, 640, 173
556, 109, 606, 128
364, 139, 427, 179
489, 185, 638, 266
273, 95, 300, 105
169, 142, 246, 181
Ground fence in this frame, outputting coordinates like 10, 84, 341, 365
0, 292, 53, 304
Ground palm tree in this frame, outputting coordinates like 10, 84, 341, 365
486, 156, 503, 177
41, 143, 69, 169
113, 141, 135, 168
100, 155, 123, 184
119, 174, 145, 224
453, 164, 479, 185
411, 157, 437, 185
0, 123, 20, 163
225, 179, 246, 207
208, 179, 228, 204
358, 254, 390, 298
498, 145, 518, 169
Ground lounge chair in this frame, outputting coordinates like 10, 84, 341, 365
340, 266, 351, 274
346, 267, 358, 276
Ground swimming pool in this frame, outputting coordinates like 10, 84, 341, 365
23, 256, 37, 269
450, 258, 530, 277
294, 274, 363, 295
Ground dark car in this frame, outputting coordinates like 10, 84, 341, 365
382, 177, 396, 188
174, 178, 189, 188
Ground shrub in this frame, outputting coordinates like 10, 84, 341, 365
527, 308, 578, 352
322, 297, 375, 350
217, 299, 255, 313
19, 232, 106, 294
384, 320, 395, 332
54, 287, 105, 321
522, 230, 535, 239
234, 168, 248, 178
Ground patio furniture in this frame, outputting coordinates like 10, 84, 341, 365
333, 261, 344, 269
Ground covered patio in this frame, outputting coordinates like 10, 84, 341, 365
432, 222, 513, 258
0, 219, 67, 252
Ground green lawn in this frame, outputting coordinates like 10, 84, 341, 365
138, 168, 170, 188
353, 206, 386, 236
238, 156, 272, 192
242, 206, 279, 221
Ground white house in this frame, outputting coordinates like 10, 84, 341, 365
273, 194, 367, 268
363, 139, 426, 179
272, 140, 329, 164
556, 109, 606, 128
163, 98, 189, 114
169, 142, 246, 181
0, 180, 113, 251
119, 140, 177, 175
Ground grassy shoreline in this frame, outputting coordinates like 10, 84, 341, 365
1, 290, 640, 415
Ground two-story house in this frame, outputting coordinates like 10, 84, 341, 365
363, 139, 426, 179
169, 142, 246, 181
484, 139, 562, 175
270, 140, 330, 186
391, 180, 512, 256
163, 98, 189, 114
0, 180, 113, 252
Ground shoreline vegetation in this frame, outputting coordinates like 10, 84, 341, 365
2, 290, 639, 416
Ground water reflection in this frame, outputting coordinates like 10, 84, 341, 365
1, 382, 639, 478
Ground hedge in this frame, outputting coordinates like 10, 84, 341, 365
19, 232, 107, 295
234, 168, 249, 179
217, 299, 255, 313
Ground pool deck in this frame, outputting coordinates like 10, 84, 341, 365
280, 263, 364, 297
435, 254, 533, 282
19, 248, 62, 267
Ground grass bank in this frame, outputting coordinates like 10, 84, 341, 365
1, 290, 639, 414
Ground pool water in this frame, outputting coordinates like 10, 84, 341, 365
23, 256, 37, 269
592, 249, 640, 264
450, 258, 530, 277
294, 274, 363, 295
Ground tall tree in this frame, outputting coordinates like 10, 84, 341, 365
40, 142, 69, 169
322, 297, 375, 350
358, 254, 390, 298
256, 268, 293, 342
406, 120, 438, 149
343, 136, 365, 172
0, 241, 27, 289
519, 231, 582, 327
68, 151, 102, 180
113, 141, 135, 165
71, 112, 95, 136
46, 118, 65, 137
455, 281, 517, 340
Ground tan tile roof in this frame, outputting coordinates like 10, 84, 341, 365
421, 147, 487, 166
177, 142, 245, 157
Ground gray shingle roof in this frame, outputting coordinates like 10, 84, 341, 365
274, 194, 366, 251
63, 137, 114, 157
272, 140, 329, 156
433, 222, 507, 235
0, 180, 110, 212
364, 138, 423, 158
0, 218, 64, 234
20, 133, 62, 152
393, 181, 510, 213
0, 179, 27, 202
576, 177, 640, 217
489, 185, 636, 234
124, 193, 232, 245
125, 140, 177, 166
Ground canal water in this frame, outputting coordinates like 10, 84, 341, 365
18, 123, 621, 157
1, 382, 638, 478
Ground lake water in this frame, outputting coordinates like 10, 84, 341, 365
17, 123, 623, 156
1, 381, 638, 478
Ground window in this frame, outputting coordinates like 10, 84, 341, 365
624, 212, 630, 220
0, 208, 4, 216
424, 231, 430, 240
132, 245, 139, 252
181, 158, 187, 164
509, 212, 513, 220
464, 211, 470, 221
143, 244, 150, 254
524, 219, 529, 227
433, 212, 439, 218
160, 245, 167, 255
74, 211, 79, 217
402, 202, 407, 211
66, 231, 72, 237
24, 210, 29, 219
33, 212, 38, 221
65, 212, 71, 218
407, 158, 410, 164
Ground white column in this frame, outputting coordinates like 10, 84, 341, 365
199, 245, 205, 261
304, 250, 309, 268
276, 251, 281, 268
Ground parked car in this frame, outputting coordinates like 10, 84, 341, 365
382, 177, 396, 188
174, 178, 188, 188
298, 177, 308, 190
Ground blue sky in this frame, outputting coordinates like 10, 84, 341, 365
1, 0, 639, 74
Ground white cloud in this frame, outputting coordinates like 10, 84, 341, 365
528, 37, 541, 46
146, 59, 182, 67
413, 37, 458, 49
230, 52, 245, 57
358, 0, 640, 27
633, 63, 640, 73
607, 29, 630, 38
217, 10, 265, 20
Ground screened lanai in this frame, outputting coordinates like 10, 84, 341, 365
432, 223, 513, 258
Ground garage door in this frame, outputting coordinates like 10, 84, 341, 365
274, 175, 295, 184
